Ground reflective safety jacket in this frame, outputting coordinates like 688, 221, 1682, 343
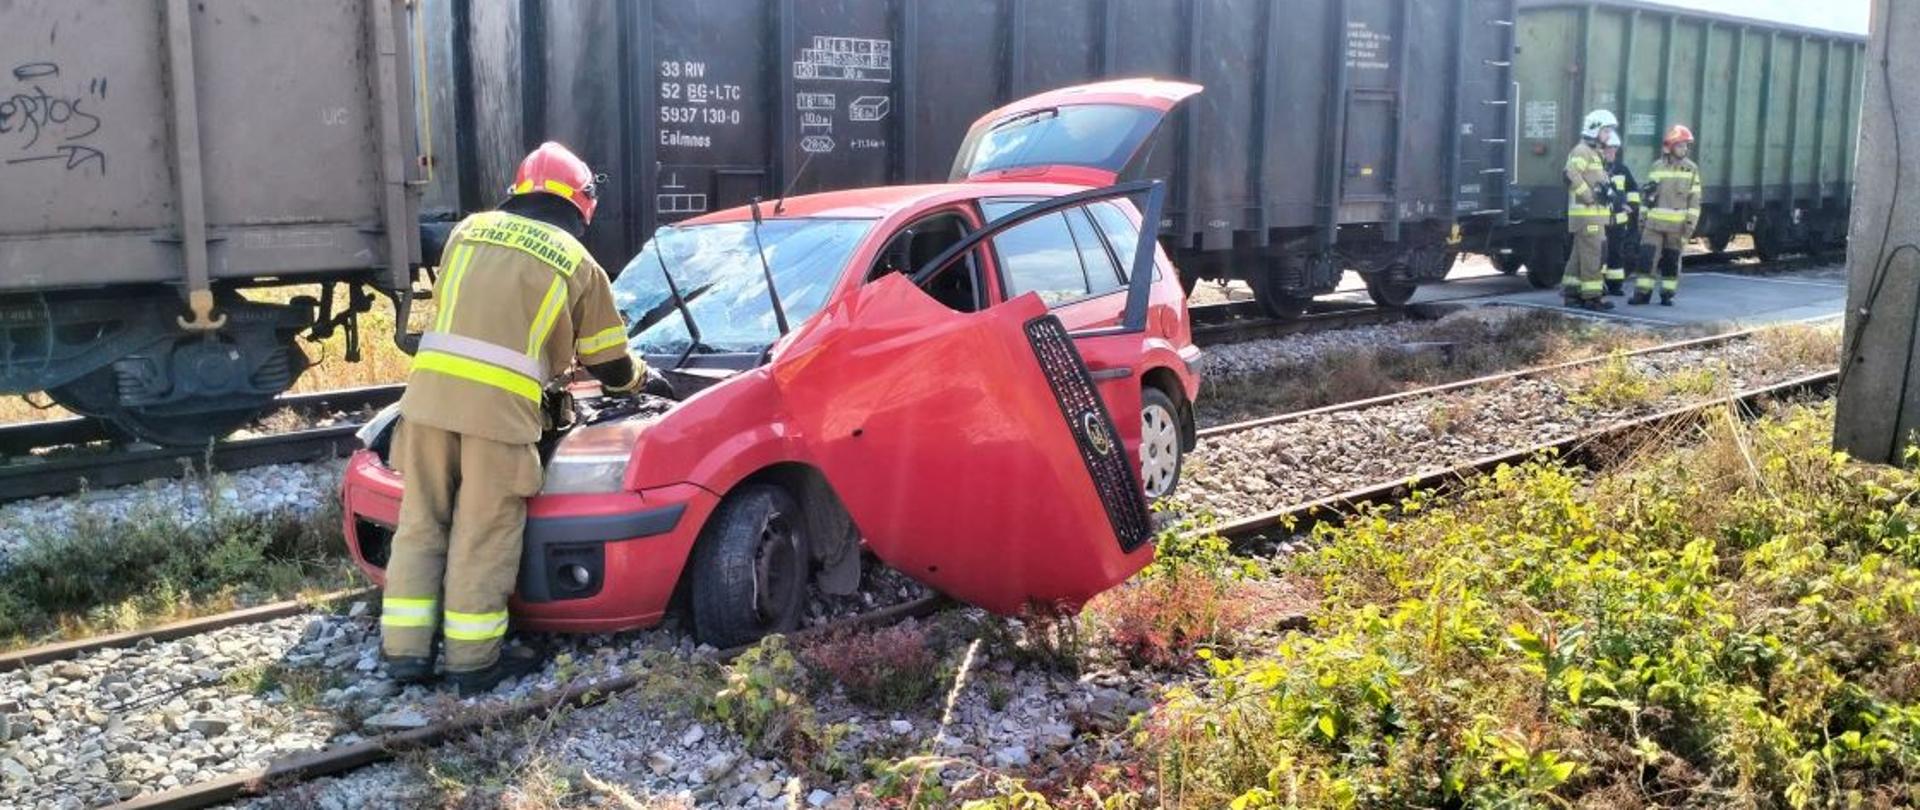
1606, 157, 1642, 228
1564, 140, 1611, 233
398, 210, 635, 445
1643, 155, 1702, 237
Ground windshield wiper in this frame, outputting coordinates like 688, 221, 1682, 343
989, 106, 1057, 131
748, 197, 791, 336
649, 232, 708, 371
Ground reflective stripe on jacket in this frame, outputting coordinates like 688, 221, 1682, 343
398, 210, 637, 445
1565, 141, 1612, 232
1644, 156, 1702, 236
1607, 158, 1642, 228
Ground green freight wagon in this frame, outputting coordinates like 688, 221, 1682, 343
1489, 0, 1865, 287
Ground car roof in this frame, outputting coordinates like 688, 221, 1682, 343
679, 181, 1096, 225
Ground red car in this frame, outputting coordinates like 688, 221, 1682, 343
343, 80, 1204, 646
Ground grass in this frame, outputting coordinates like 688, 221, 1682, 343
1198, 309, 1664, 426
1566, 350, 1657, 410
224, 661, 346, 709
0, 477, 358, 651
1752, 321, 1842, 374
1123, 402, 1920, 808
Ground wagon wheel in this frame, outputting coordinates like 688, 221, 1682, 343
1363, 269, 1418, 308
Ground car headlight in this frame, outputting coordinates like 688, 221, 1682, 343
540, 419, 647, 494
356, 404, 402, 449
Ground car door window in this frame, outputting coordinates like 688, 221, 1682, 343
1088, 202, 1142, 280
990, 210, 1092, 306
867, 212, 983, 312
1065, 208, 1122, 296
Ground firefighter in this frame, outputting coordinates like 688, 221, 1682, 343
1634, 124, 1702, 306
381, 142, 647, 695
1600, 129, 1643, 297
1563, 109, 1617, 311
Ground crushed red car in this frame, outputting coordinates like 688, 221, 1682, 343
343, 79, 1206, 646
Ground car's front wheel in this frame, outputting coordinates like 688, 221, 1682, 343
689, 484, 812, 648
1140, 387, 1185, 500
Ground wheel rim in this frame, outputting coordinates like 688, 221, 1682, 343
1140, 401, 1181, 499
750, 512, 801, 623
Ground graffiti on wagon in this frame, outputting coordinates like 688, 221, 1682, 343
0, 61, 107, 175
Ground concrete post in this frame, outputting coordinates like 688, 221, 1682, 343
1835, 0, 1920, 464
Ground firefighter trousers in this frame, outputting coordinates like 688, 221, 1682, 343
1563, 222, 1606, 301
1636, 229, 1686, 300
380, 420, 544, 672
1603, 224, 1635, 293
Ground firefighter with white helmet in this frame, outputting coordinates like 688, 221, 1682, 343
380, 142, 652, 694
1562, 109, 1618, 310
1634, 124, 1702, 305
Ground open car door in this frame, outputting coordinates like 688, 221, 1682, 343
771, 184, 1166, 615
949, 78, 1202, 186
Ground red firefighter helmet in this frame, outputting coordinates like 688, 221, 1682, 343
508, 141, 598, 224
1663, 124, 1695, 149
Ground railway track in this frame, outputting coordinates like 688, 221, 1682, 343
0, 324, 1833, 808
0, 385, 401, 503
1188, 298, 1442, 346
110, 595, 947, 810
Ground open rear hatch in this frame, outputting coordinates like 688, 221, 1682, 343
949, 78, 1202, 187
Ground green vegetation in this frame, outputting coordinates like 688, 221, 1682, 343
0, 483, 355, 649
1144, 403, 1920, 808
224, 661, 344, 709
1566, 349, 1656, 410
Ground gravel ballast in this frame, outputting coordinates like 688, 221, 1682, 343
0, 460, 346, 570
0, 561, 929, 809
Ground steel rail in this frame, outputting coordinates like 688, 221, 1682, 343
110, 594, 949, 810
0, 588, 376, 674
0, 423, 367, 503
0, 383, 403, 457
1191, 302, 1444, 347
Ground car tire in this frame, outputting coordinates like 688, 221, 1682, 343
1139, 387, 1184, 500
689, 484, 812, 648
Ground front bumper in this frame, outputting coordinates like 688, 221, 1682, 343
341, 449, 717, 633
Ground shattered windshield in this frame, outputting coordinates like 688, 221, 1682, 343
613, 218, 874, 357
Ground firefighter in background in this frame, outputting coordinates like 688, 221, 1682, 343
1634, 125, 1703, 306
381, 142, 648, 695
1563, 109, 1617, 311
1600, 129, 1643, 297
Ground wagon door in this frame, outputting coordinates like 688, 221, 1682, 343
948, 78, 1201, 186
773, 185, 1164, 615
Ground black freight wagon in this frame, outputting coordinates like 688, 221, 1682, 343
418, 0, 1519, 318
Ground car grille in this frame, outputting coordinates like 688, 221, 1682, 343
1023, 315, 1153, 553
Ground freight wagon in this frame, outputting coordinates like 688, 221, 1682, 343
1490, 0, 1865, 286
417, 0, 1519, 319
0, 0, 424, 446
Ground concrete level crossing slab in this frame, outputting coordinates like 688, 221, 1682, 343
1471, 267, 1848, 329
